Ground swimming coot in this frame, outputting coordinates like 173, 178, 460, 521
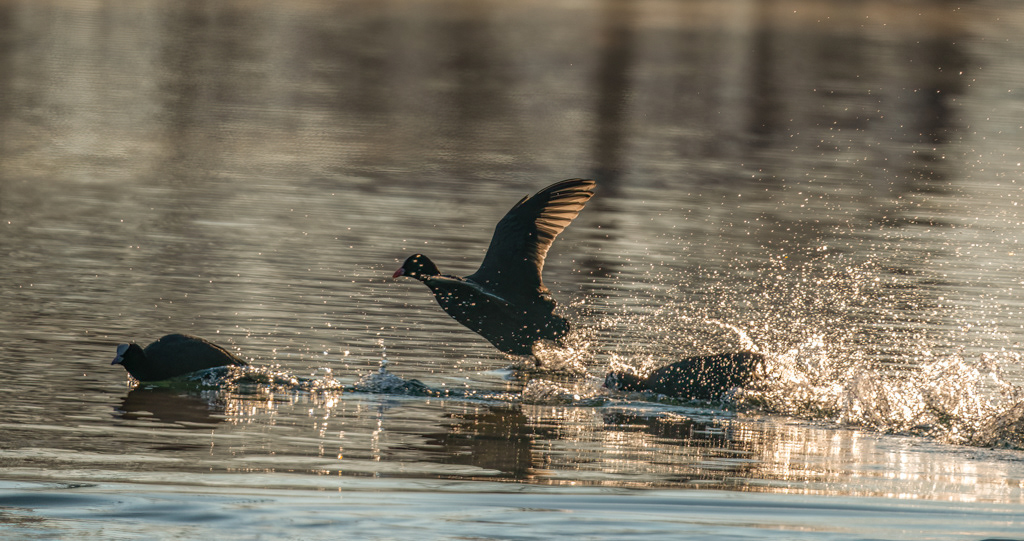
604, 352, 765, 400
111, 333, 248, 382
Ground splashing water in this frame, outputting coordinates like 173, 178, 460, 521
352, 340, 434, 396
586, 252, 1024, 448
525, 334, 594, 374
352, 369, 432, 395
736, 342, 1024, 447
185, 364, 344, 392
521, 377, 607, 406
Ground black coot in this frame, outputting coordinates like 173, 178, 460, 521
112, 333, 248, 381
604, 352, 765, 400
394, 179, 596, 355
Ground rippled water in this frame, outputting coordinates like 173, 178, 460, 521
2, 0, 1024, 538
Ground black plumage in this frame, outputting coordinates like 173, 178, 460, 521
111, 333, 248, 381
393, 179, 596, 355
604, 352, 765, 400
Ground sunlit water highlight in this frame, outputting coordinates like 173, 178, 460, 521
581, 253, 1024, 448
3, 0, 1024, 537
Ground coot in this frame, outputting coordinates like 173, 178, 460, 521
604, 352, 765, 400
393, 179, 596, 355
112, 333, 248, 381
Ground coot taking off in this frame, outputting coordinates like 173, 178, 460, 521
604, 352, 765, 400
112, 333, 248, 381
393, 179, 596, 355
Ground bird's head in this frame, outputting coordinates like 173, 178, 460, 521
112, 343, 152, 380
111, 343, 145, 366
393, 254, 440, 280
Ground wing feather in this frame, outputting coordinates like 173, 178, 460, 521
467, 179, 595, 300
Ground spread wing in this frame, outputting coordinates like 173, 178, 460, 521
467, 179, 595, 299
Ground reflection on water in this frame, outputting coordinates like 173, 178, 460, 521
2, 0, 1024, 528
49, 363, 1017, 504
118, 388, 227, 427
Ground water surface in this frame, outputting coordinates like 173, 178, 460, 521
2, 0, 1024, 538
